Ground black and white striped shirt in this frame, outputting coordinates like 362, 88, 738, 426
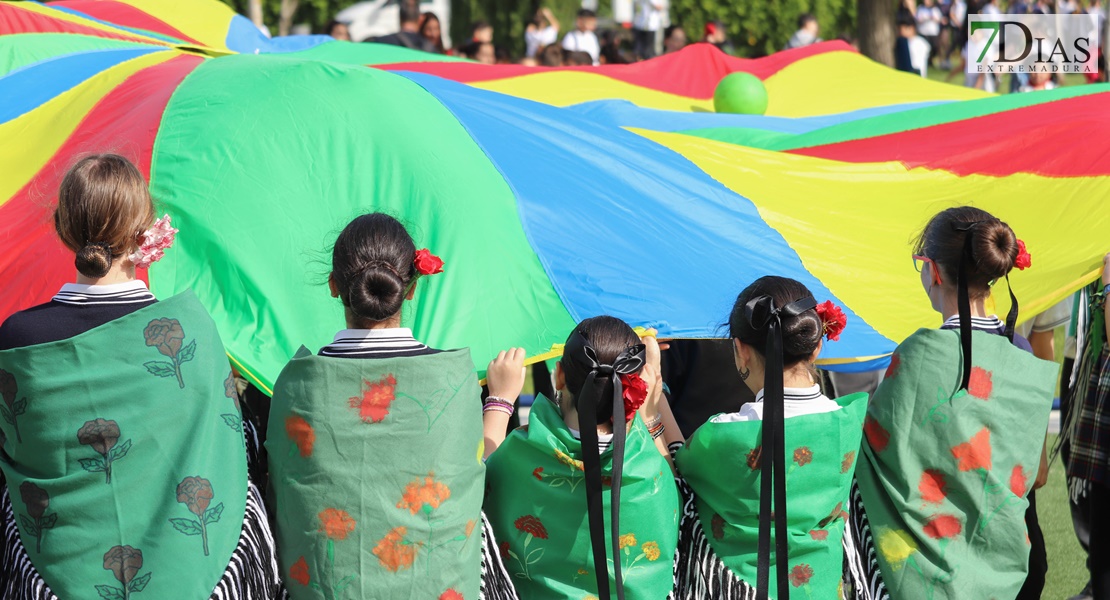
0, 281, 157, 350
318, 328, 440, 359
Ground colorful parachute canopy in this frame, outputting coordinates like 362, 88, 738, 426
2, 1, 1106, 394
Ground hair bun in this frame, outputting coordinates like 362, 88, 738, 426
75, 243, 112, 278
347, 264, 406, 323
972, 219, 1018, 281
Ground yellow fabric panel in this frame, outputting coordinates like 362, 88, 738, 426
10, 2, 169, 46
111, 0, 237, 50
634, 129, 1107, 343
470, 71, 715, 111
0, 51, 174, 207
763, 51, 991, 117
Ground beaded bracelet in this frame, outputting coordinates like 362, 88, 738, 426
483, 396, 515, 416
644, 413, 663, 429
649, 422, 665, 440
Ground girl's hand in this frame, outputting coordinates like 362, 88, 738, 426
1102, 252, 1110, 285
639, 334, 665, 417
487, 348, 527, 402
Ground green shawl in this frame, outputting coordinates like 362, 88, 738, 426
855, 329, 1057, 600
268, 348, 485, 600
0, 292, 247, 600
675, 393, 867, 598
484, 395, 680, 600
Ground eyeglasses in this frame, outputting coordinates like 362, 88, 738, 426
913, 254, 943, 286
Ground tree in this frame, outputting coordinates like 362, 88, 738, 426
668, 0, 855, 57
857, 0, 895, 66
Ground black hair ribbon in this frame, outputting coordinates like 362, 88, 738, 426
744, 294, 816, 600
564, 332, 645, 600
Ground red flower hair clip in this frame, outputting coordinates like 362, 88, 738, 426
815, 300, 847, 342
619, 373, 648, 423
413, 249, 444, 275
1013, 239, 1031, 270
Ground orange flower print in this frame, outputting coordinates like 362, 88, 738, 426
465, 519, 476, 538
285, 415, 315, 457
884, 353, 900, 379
746, 446, 762, 471
919, 469, 948, 505
793, 447, 813, 467
514, 515, 548, 539
439, 589, 463, 600
533, 467, 544, 481
642, 541, 661, 561
968, 367, 993, 400
349, 374, 397, 424
810, 530, 829, 541
289, 556, 310, 586
951, 427, 992, 472
318, 508, 356, 540
923, 514, 962, 540
372, 526, 417, 572
618, 533, 637, 549
397, 473, 451, 514
864, 415, 891, 452
789, 564, 814, 587
841, 451, 856, 474
1010, 465, 1028, 497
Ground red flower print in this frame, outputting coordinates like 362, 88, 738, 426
810, 530, 829, 541
620, 374, 648, 421
1014, 239, 1031, 270
884, 353, 901, 379
919, 469, 948, 505
514, 515, 548, 539
532, 467, 544, 481
350, 374, 397, 424
439, 589, 463, 600
318, 508, 356, 540
289, 556, 310, 586
815, 300, 847, 341
923, 514, 962, 539
1010, 465, 1028, 497
841, 451, 856, 474
711, 513, 726, 540
951, 427, 992, 472
285, 415, 315, 457
968, 367, 993, 400
373, 526, 417, 572
818, 502, 845, 528
793, 447, 813, 467
789, 564, 814, 587
864, 415, 891, 452
397, 474, 451, 514
499, 541, 510, 560
414, 249, 445, 275
746, 446, 762, 471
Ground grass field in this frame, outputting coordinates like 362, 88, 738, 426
1041, 434, 1089, 599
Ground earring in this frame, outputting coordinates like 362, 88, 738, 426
739, 366, 750, 381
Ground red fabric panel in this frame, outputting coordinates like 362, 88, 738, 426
790, 91, 1110, 177
0, 2, 157, 44
46, 0, 204, 46
0, 55, 201, 322
381, 41, 855, 99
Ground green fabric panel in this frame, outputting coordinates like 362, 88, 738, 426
0, 292, 247, 600
147, 54, 575, 393
675, 393, 867, 598
267, 348, 485, 599
855, 329, 1057, 600
289, 41, 469, 65
0, 32, 160, 76
485, 395, 680, 600
673, 127, 798, 150
769, 85, 1109, 151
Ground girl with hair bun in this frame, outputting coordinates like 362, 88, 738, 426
0, 154, 283, 599
483, 317, 683, 599
673, 276, 868, 600
267, 213, 516, 600
853, 206, 1057, 600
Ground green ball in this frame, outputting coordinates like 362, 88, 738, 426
713, 72, 768, 115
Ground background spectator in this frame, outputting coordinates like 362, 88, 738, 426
785, 13, 821, 49
562, 9, 600, 65
372, 0, 434, 52
895, 13, 931, 76
564, 50, 594, 66
703, 20, 734, 53
461, 40, 496, 64
471, 20, 493, 43
325, 19, 350, 41
632, 0, 667, 59
600, 29, 632, 64
916, 0, 944, 66
525, 8, 560, 58
419, 12, 445, 53
538, 43, 564, 66
663, 24, 687, 53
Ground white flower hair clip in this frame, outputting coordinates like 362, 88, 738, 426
129, 214, 178, 269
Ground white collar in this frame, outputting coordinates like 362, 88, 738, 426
753, 383, 823, 403
57, 280, 149, 295
330, 328, 416, 344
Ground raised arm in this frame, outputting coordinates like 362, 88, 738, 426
638, 334, 684, 473
483, 348, 526, 460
